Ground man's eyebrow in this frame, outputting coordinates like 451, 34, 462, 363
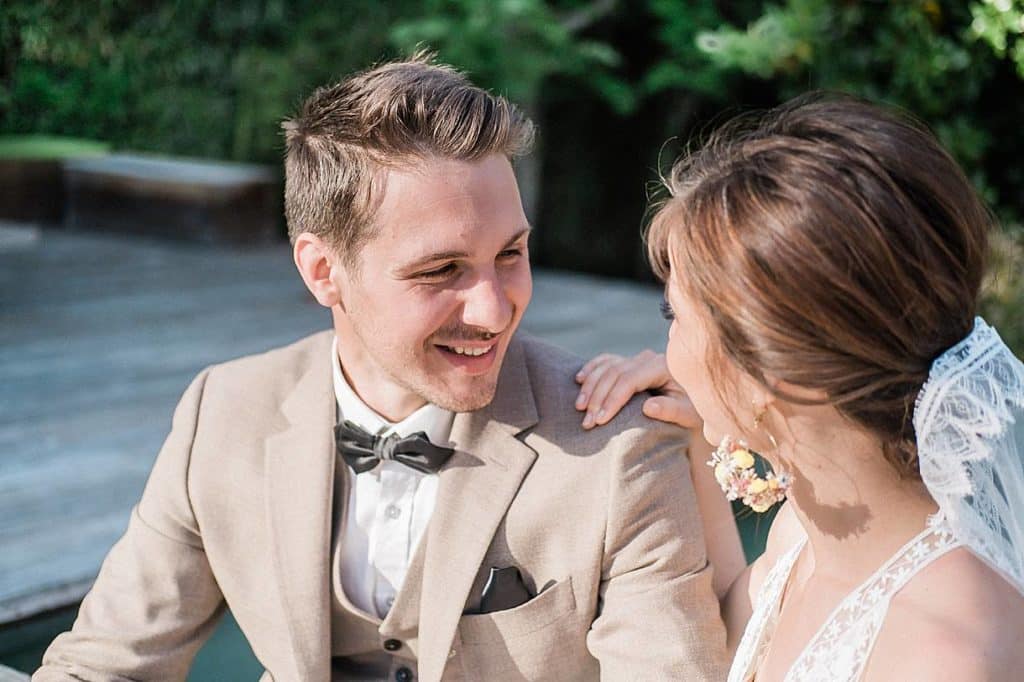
503, 226, 532, 248
400, 226, 532, 271
403, 249, 467, 270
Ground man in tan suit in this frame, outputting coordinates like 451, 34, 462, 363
35, 56, 728, 681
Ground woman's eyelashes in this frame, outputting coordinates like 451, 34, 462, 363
660, 299, 675, 321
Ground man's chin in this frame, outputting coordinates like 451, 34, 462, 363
424, 378, 499, 413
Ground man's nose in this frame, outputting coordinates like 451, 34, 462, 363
461, 272, 513, 333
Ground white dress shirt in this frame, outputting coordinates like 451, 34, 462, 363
332, 338, 454, 618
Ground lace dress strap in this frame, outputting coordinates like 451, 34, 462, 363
727, 537, 807, 682
784, 519, 961, 682
727, 520, 963, 682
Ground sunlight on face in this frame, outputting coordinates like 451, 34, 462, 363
333, 154, 532, 416
664, 274, 744, 446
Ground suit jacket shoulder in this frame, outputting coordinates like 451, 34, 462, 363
471, 334, 726, 680
515, 332, 684, 453
201, 330, 332, 403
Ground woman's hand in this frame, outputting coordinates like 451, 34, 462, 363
576, 349, 746, 600
575, 350, 700, 430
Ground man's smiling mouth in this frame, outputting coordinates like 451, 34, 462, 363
437, 344, 495, 357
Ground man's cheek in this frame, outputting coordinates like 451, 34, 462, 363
516, 265, 533, 303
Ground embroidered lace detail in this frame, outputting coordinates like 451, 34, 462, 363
913, 317, 1024, 594
728, 317, 1024, 682
728, 521, 960, 682
727, 538, 804, 682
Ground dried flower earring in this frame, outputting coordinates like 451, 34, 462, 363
706, 406, 791, 512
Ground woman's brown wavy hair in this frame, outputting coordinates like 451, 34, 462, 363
647, 93, 992, 477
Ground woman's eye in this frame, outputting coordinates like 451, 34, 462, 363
660, 300, 675, 321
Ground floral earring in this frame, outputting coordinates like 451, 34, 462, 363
706, 405, 791, 512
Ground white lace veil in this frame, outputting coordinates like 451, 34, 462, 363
914, 316, 1024, 595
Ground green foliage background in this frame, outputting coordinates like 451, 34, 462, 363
2, 0, 1022, 350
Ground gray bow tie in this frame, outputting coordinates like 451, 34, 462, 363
335, 419, 454, 475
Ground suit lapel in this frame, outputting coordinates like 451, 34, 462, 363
379, 525, 426, 636
264, 335, 336, 681
417, 338, 540, 681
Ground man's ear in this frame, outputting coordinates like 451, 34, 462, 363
293, 232, 347, 308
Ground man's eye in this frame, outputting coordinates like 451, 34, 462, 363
419, 263, 457, 279
498, 248, 523, 260
660, 300, 675, 321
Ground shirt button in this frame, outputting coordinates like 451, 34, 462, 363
383, 638, 402, 652
385, 595, 396, 609
385, 504, 401, 519
448, 648, 457, 659
395, 667, 413, 682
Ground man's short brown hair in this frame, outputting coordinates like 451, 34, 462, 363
282, 53, 535, 262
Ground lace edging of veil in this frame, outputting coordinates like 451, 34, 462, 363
914, 316, 1024, 595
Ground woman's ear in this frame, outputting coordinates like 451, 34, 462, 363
293, 232, 344, 308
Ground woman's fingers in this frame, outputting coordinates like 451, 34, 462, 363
577, 350, 677, 429
588, 351, 664, 427
575, 354, 623, 410
575, 353, 618, 384
642, 393, 702, 429
582, 361, 632, 428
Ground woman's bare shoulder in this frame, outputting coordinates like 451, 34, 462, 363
722, 502, 806, 653
868, 547, 1024, 680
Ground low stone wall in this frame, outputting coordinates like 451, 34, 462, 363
0, 159, 65, 224
63, 154, 282, 244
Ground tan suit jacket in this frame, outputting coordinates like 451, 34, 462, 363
35, 332, 727, 681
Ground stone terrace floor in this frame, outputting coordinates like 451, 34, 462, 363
0, 224, 670, 625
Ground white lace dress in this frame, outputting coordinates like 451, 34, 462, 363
727, 517, 962, 682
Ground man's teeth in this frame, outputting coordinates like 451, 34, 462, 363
447, 345, 492, 357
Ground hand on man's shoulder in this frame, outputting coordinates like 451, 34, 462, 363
519, 333, 688, 438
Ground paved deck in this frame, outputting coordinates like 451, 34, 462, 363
0, 224, 669, 624
0, 664, 27, 681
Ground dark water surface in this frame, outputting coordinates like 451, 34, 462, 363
0, 502, 776, 678
1, 609, 262, 680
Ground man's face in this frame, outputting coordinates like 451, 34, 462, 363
333, 154, 532, 417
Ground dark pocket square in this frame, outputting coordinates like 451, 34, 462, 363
476, 566, 534, 614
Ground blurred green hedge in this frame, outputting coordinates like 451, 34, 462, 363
2, 0, 1021, 350
4, 1, 1021, 211
5, 2, 1023, 201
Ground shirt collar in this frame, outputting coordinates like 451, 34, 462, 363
331, 336, 454, 447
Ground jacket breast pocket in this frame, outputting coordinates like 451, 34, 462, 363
458, 575, 577, 644
455, 576, 596, 681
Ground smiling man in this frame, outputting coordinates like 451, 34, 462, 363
35, 57, 727, 682
301, 153, 532, 419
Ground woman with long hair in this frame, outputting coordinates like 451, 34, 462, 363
577, 94, 1024, 680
